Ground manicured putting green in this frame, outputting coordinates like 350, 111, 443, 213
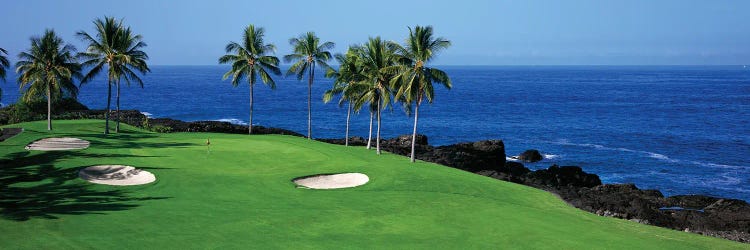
0, 120, 745, 249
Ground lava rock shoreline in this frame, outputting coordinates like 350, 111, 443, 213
321, 135, 750, 243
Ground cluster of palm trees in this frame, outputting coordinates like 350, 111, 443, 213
4, 20, 450, 162
8, 16, 149, 133
221, 25, 451, 162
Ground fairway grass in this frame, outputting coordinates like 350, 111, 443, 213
0, 120, 746, 249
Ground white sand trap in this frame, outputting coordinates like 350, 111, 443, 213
293, 173, 369, 189
79, 165, 156, 186
25, 137, 90, 151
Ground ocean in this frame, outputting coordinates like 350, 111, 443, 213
2, 65, 749, 201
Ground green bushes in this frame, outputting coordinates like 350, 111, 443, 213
149, 125, 173, 133
0, 97, 90, 125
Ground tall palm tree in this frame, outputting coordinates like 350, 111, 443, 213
391, 26, 452, 162
15, 29, 82, 130
112, 26, 150, 132
357, 37, 398, 155
324, 47, 364, 146
284, 32, 334, 139
0, 48, 9, 101
219, 25, 281, 134
78, 16, 150, 134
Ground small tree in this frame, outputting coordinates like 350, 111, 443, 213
16, 29, 82, 130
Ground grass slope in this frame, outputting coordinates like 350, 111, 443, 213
0, 120, 746, 249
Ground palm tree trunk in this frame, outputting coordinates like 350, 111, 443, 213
345, 101, 351, 146
410, 99, 421, 163
366, 111, 373, 149
115, 79, 120, 133
46, 83, 52, 131
307, 63, 314, 139
105, 79, 111, 135
249, 83, 254, 134
376, 101, 381, 155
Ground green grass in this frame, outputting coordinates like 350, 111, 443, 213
0, 120, 746, 249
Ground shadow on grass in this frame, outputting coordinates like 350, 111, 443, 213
76, 133, 195, 150
0, 151, 170, 221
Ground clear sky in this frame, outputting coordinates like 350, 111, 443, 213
1, 0, 748, 65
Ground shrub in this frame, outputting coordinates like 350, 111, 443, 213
150, 125, 173, 133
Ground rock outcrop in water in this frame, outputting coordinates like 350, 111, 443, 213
517, 149, 543, 162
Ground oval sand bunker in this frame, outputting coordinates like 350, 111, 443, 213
25, 137, 90, 151
79, 165, 156, 186
293, 173, 369, 189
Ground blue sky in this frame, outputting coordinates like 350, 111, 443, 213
1, 0, 748, 65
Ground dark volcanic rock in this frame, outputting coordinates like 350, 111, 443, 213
147, 118, 303, 136
517, 149, 543, 162
476, 161, 530, 184
666, 195, 721, 209
324, 134, 505, 173
317, 136, 367, 146
423, 140, 506, 172
570, 184, 670, 226
525, 165, 602, 189
388, 134, 429, 146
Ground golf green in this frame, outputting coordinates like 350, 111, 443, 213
0, 120, 745, 249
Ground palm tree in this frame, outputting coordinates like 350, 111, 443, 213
78, 16, 150, 134
112, 26, 150, 132
0, 48, 9, 81
284, 32, 334, 139
391, 26, 452, 162
15, 29, 82, 130
357, 37, 398, 155
219, 25, 281, 134
323, 47, 364, 146
0, 48, 9, 101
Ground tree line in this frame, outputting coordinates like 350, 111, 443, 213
0, 19, 451, 163
0, 17, 148, 133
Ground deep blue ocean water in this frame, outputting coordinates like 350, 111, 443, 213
2, 65, 749, 201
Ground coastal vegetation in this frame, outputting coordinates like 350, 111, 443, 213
284, 32, 334, 139
2, 19, 748, 247
4, 21, 449, 164
323, 48, 365, 146
219, 25, 281, 134
322, 26, 451, 161
0, 47, 8, 101
353, 37, 399, 155
77, 16, 150, 134
390, 26, 452, 162
15, 29, 82, 131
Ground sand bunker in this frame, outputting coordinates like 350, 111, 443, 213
79, 165, 156, 186
293, 173, 369, 189
25, 137, 90, 151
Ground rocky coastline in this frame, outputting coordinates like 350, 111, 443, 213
5, 110, 748, 243
316, 136, 750, 243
